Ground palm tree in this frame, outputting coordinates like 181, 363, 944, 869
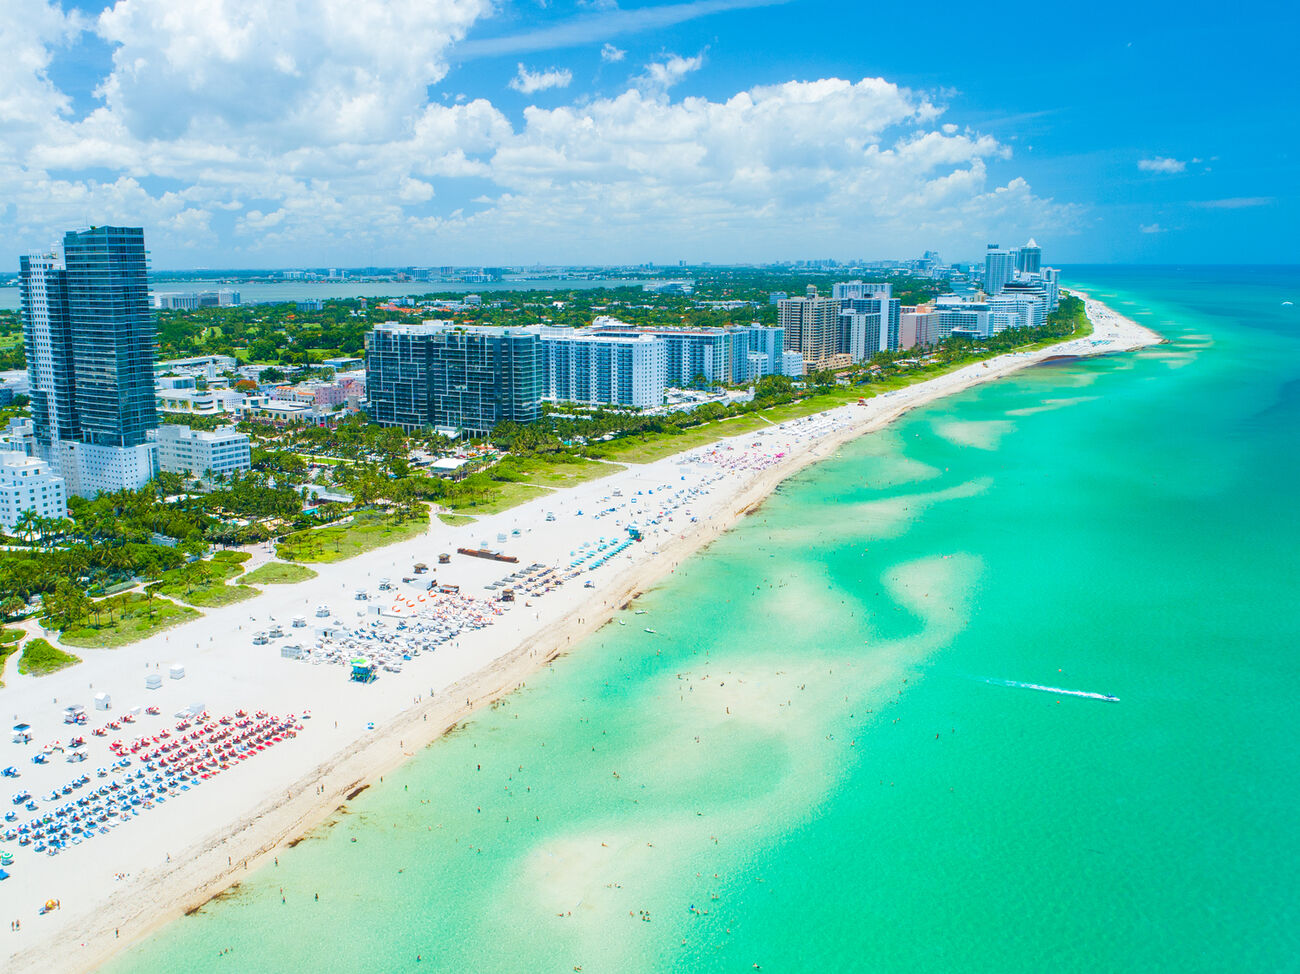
13, 510, 38, 548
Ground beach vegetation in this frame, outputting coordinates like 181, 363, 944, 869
0, 629, 24, 686
437, 513, 476, 526
16, 638, 80, 677
148, 557, 260, 607
240, 561, 319, 584
58, 592, 201, 649
276, 505, 430, 563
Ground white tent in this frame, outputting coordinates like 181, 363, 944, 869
145, 674, 162, 690
169, 663, 186, 680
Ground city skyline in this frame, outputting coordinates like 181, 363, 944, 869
5, 0, 1294, 269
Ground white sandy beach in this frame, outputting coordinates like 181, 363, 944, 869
0, 294, 1159, 973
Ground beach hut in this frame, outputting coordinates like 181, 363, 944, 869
11, 724, 32, 744
315, 604, 331, 617
413, 562, 428, 574
280, 644, 305, 660
437, 553, 451, 565
145, 674, 162, 690
169, 664, 186, 681
93, 692, 111, 711
292, 616, 306, 628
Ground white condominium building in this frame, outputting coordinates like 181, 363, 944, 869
0, 451, 67, 530
148, 425, 252, 480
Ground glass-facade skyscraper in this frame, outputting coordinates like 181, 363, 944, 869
366, 322, 542, 434
62, 227, 159, 448
19, 226, 160, 496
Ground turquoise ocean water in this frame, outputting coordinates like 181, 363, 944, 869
107, 267, 1300, 973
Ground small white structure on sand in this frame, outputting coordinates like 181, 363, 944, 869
169, 663, 186, 680
93, 692, 111, 711
145, 674, 162, 690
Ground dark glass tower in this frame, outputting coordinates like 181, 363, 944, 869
366, 323, 542, 434
61, 227, 158, 447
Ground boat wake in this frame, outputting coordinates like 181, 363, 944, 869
985, 678, 1119, 703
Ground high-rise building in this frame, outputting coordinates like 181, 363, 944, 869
838, 284, 901, 360
366, 321, 542, 434
779, 286, 842, 372
1016, 239, 1042, 275
19, 227, 160, 497
540, 330, 666, 408
983, 245, 1016, 296
19, 253, 76, 450
831, 281, 891, 302
588, 320, 730, 387
61, 226, 158, 449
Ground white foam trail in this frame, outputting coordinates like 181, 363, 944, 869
986, 678, 1119, 703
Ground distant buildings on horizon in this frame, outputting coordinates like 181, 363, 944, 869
6, 227, 1066, 519
361, 239, 1063, 436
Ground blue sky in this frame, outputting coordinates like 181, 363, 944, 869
5, 0, 1295, 268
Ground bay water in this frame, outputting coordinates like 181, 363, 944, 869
106, 266, 1300, 973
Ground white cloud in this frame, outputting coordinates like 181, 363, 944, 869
636, 52, 704, 91
1190, 196, 1273, 209
94, 0, 490, 143
0, 1, 1078, 265
456, 0, 793, 59
1138, 156, 1186, 173
601, 43, 627, 62
1140, 223, 1166, 233
508, 63, 574, 95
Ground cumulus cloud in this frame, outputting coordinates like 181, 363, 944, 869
1140, 223, 1166, 233
509, 63, 574, 95
601, 42, 627, 62
1138, 156, 1186, 173
0, 0, 1078, 265
636, 52, 704, 91
95, 0, 489, 144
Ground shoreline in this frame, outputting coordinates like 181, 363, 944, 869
3, 293, 1161, 974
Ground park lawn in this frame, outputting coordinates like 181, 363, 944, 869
591, 413, 774, 465
163, 581, 260, 608
211, 549, 252, 564
445, 481, 553, 516
0, 629, 23, 687
277, 508, 430, 563
17, 638, 80, 676
148, 558, 259, 608
437, 513, 476, 526
497, 455, 626, 489
60, 592, 201, 649
241, 561, 319, 584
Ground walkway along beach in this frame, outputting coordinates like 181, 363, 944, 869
1, 294, 1160, 974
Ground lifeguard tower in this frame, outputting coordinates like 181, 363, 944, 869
349, 658, 377, 684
